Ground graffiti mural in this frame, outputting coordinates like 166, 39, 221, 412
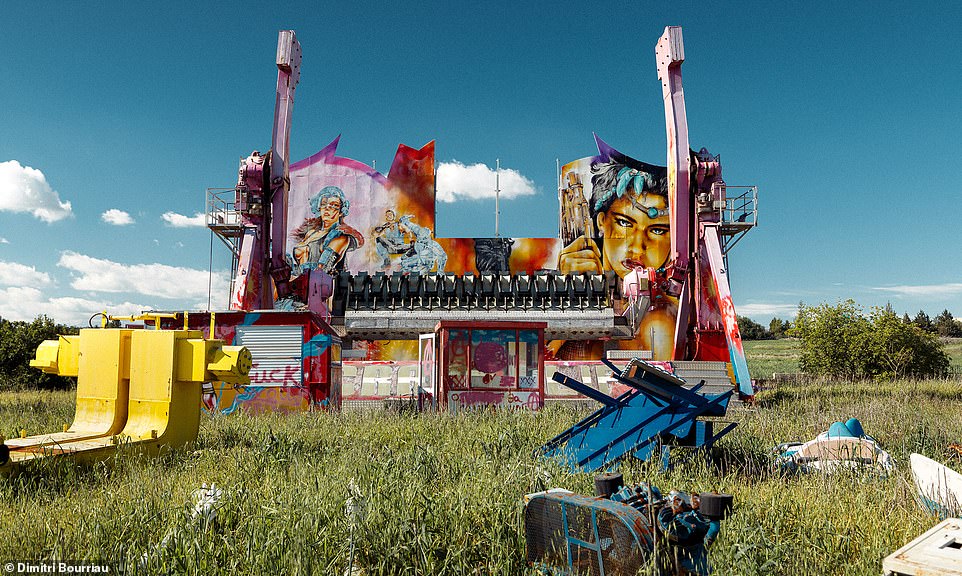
280, 135, 737, 368
287, 137, 441, 277
161, 311, 336, 415
283, 137, 557, 361
448, 390, 541, 413
554, 135, 676, 360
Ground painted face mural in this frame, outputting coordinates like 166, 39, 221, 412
287, 137, 450, 277
291, 186, 363, 273
283, 137, 557, 360
555, 136, 677, 359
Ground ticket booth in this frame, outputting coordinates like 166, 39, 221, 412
424, 321, 546, 412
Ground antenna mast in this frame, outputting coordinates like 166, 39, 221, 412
495, 158, 501, 237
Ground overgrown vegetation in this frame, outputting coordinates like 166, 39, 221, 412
742, 339, 801, 377
736, 316, 793, 341
791, 300, 949, 380
2, 314, 961, 573
1, 381, 959, 575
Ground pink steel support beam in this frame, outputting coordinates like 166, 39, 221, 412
656, 26, 693, 359
229, 31, 301, 311
268, 30, 302, 304
701, 226, 753, 397
655, 26, 691, 294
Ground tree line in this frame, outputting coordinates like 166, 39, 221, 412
740, 301, 954, 380
738, 307, 962, 341
0, 316, 78, 390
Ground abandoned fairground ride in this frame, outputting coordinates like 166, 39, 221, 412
4, 24, 757, 498
185, 26, 759, 416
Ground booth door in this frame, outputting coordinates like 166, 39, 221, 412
418, 334, 437, 409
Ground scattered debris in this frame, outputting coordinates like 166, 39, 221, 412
949, 443, 962, 459
911, 453, 962, 518
344, 479, 366, 576
542, 357, 736, 473
774, 418, 894, 474
191, 482, 225, 525
883, 518, 962, 576
524, 475, 731, 575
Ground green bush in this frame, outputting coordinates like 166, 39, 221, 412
790, 300, 949, 380
737, 316, 771, 340
0, 316, 78, 391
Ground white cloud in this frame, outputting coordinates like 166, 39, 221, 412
0, 285, 152, 326
736, 302, 799, 319
57, 251, 229, 300
0, 160, 73, 222
101, 208, 134, 226
436, 161, 537, 203
162, 211, 206, 227
0, 260, 52, 286
873, 283, 962, 298
0, 237, 8, 244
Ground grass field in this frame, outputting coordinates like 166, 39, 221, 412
2, 358, 962, 573
742, 339, 802, 377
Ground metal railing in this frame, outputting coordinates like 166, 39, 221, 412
206, 187, 242, 229
716, 185, 758, 254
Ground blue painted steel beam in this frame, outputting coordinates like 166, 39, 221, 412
551, 371, 622, 407
601, 358, 712, 410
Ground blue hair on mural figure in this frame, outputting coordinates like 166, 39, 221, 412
309, 186, 350, 217
589, 161, 664, 217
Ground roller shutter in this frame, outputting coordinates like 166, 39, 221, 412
236, 324, 304, 386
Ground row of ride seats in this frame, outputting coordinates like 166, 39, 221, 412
331, 271, 619, 313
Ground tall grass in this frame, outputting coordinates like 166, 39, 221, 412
1, 379, 960, 574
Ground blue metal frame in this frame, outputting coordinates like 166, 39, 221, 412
541, 358, 737, 472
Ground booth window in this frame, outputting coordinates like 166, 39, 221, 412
517, 330, 539, 389
470, 329, 517, 388
446, 329, 470, 389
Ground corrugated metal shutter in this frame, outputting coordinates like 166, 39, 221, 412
236, 325, 303, 386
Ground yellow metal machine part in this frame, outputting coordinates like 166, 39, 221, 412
2, 328, 250, 471
8, 330, 130, 451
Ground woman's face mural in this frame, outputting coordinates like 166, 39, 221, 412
555, 139, 676, 360
596, 191, 670, 277
317, 196, 344, 226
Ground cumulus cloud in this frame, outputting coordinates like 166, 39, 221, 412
0, 160, 73, 222
0, 237, 8, 244
162, 211, 206, 227
0, 260, 52, 286
57, 251, 229, 300
0, 285, 152, 326
436, 161, 537, 203
736, 302, 799, 318
873, 283, 962, 297
101, 208, 134, 226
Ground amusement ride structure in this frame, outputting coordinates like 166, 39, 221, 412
204, 26, 757, 415
2, 25, 758, 475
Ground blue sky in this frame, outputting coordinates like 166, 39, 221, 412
1, 1, 961, 326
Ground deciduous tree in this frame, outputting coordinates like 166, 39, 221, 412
790, 301, 948, 380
